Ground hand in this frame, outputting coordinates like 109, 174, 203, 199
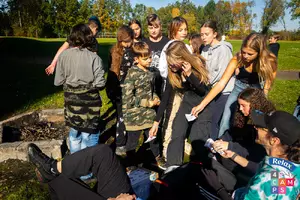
108, 193, 136, 200
213, 140, 229, 152
182, 61, 192, 77
149, 98, 160, 107
220, 150, 235, 159
149, 122, 159, 137
201, 168, 223, 191
235, 68, 240, 76
45, 63, 56, 75
191, 103, 204, 117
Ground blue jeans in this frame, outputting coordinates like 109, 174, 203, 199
69, 128, 100, 180
294, 105, 300, 121
218, 79, 261, 138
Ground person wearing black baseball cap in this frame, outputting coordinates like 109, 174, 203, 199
201, 110, 300, 200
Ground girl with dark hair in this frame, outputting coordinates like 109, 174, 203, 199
189, 33, 204, 58
54, 24, 106, 154
200, 20, 235, 140
192, 33, 277, 138
212, 88, 275, 174
128, 19, 145, 43
106, 25, 134, 153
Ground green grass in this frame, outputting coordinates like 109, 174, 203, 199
0, 37, 299, 120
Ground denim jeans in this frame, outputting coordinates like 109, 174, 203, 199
218, 79, 261, 138
69, 128, 100, 180
294, 105, 300, 121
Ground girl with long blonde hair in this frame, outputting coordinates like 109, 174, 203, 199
192, 33, 277, 138
152, 41, 211, 171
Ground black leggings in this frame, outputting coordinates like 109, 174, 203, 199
166, 91, 212, 166
48, 144, 132, 200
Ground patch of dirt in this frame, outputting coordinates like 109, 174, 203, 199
19, 121, 69, 141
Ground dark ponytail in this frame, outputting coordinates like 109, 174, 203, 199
284, 139, 300, 164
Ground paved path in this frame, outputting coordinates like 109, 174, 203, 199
276, 71, 300, 80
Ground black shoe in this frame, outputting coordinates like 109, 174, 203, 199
28, 143, 58, 183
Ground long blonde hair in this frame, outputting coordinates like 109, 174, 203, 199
238, 33, 277, 84
166, 41, 209, 89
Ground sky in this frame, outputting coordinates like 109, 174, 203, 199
130, 0, 299, 31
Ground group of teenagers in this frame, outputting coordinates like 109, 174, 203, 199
27, 14, 300, 200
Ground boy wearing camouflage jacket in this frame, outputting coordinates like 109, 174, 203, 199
122, 42, 164, 168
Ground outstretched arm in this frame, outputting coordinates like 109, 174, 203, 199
46, 42, 70, 75
191, 56, 238, 117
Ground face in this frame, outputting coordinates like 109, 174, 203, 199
238, 98, 251, 116
200, 27, 217, 46
136, 56, 152, 68
148, 24, 162, 39
241, 47, 258, 63
121, 39, 133, 48
130, 23, 141, 39
255, 127, 270, 146
90, 26, 99, 36
168, 60, 183, 72
174, 23, 188, 41
269, 37, 277, 44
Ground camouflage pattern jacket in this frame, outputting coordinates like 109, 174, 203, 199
122, 66, 159, 131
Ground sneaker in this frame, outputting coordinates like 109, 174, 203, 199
164, 165, 179, 174
115, 146, 127, 157
155, 156, 167, 170
28, 143, 58, 183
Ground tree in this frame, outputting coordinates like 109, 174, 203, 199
171, 7, 180, 18
214, 0, 233, 35
77, 0, 92, 25
287, 0, 300, 21
203, 0, 216, 22
231, 0, 255, 36
261, 0, 285, 34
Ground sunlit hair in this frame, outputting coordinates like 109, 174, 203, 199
110, 25, 134, 77
238, 33, 277, 85
234, 87, 275, 128
68, 24, 95, 51
201, 20, 219, 40
132, 42, 150, 58
189, 33, 203, 57
147, 14, 161, 27
128, 19, 143, 40
168, 16, 188, 40
166, 41, 209, 89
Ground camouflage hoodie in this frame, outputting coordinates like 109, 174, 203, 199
122, 66, 158, 131
234, 156, 300, 200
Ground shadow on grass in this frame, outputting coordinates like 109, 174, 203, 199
0, 37, 114, 120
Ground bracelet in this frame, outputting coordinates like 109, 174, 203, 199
216, 187, 226, 195
231, 153, 238, 160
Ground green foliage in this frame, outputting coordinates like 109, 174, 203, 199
288, 0, 300, 21
261, 0, 285, 34
5, 182, 50, 200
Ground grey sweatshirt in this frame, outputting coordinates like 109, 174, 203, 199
201, 41, 235, 94
54, 48, 106, 88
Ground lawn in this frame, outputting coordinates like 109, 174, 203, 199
0, 37, 299, 121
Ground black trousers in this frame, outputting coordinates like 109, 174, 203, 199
166, 91, 212, 166
126, 129, 160, 165
114, 100, 127, 146
48, 144, 132, 200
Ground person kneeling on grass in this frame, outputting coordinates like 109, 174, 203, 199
202, 110, 300, 200
28, 143, 136, 200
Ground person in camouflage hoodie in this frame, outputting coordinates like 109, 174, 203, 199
122, 42, 163, 168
